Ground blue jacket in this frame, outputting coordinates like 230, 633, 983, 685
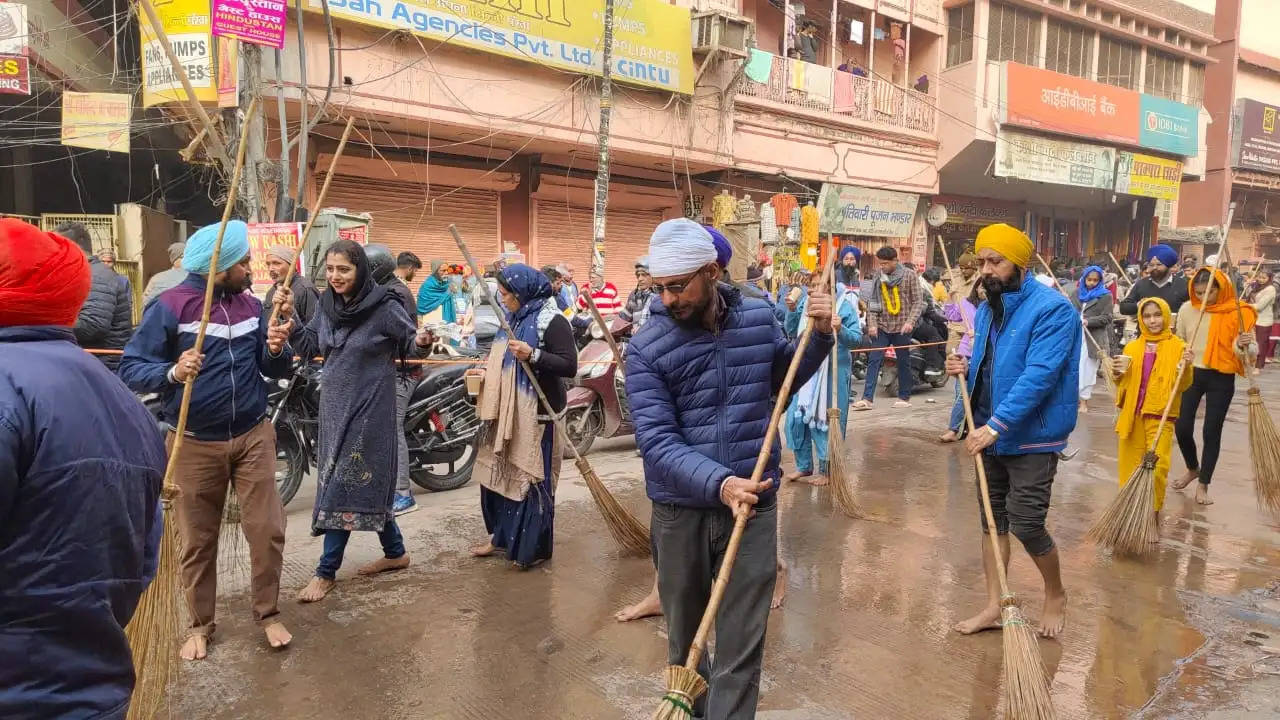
120, 275, 294, 441
626, 284, 834, 508
967, 277, 1080, 455
1, 326, 165, 720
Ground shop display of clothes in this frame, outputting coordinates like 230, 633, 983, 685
789, 206, 802, 239
799, 203, 820, 271
770, 193, 798, 228
759, 203, 779, 245
735, 195, 758, 223
710, 191, 736, 229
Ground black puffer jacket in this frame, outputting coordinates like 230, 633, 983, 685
73, 257, 133, 370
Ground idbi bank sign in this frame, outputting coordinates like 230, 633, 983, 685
311, 0, 695, 94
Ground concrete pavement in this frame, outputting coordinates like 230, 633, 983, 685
171, 374, 1280, 719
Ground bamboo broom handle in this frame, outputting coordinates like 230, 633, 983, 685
1107, 251, 1133, 292
937, 241, 1015, 600
1036, 253, 1109, 358
161, 97, 258, 489
830, 235, 840, 404
265, 116, 356, 328
683, 249, 837, 672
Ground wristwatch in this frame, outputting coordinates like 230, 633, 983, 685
985, 425, 999, 439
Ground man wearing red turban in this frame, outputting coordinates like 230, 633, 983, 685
0, 219, 166, 718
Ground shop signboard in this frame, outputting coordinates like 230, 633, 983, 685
212, 0, 287, 48
247, 222, 304, 289
1139, 94, 1198, 157
0, 54, 28, 95
931, 194, 1023, 229
994, 128, 1115, 190
140, 0, 217, 107
61, 92, 132, 153
309, 0, 695, 95
1001, 62, 1139, 146
1232, 98, 1280, 175
817, 183, 919, 237
0, 2, 28, 56
1114, 151, 1181, 201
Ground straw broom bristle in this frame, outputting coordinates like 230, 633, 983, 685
124, 495, 182, 720
219, 485, 249, 576
825, 407, 864, 519
575, 457, 651, 556
1098, 354, 1117, 397
1247, 388, 1280, 514
650, 665, 707, 720
1000, 600, 1057, 720
1086, 452, 1159, 555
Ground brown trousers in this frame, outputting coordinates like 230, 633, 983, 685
168, 419, 286, 637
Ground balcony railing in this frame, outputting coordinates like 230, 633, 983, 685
738, 54, 936, 135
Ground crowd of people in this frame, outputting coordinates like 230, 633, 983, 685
0, 212, 1269, 720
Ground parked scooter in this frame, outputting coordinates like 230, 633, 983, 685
563, 315, 633, 457
879, 343, 948, 398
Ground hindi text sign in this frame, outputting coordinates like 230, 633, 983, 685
817, 184, 919, 237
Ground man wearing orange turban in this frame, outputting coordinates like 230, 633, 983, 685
0, 219, 166, 719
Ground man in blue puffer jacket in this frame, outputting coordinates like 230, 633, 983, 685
946, 223, 1078, 641
627, 219, 833, 719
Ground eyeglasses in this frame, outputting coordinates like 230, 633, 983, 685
650, 269, 701, 296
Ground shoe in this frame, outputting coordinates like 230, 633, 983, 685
392, 494, 418, 516
893, 400, 911, 408
923, 369, 943, 377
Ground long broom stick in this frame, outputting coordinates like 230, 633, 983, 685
1088, 207, 1233, 554
937, 245, 1056, 720
124, 97, 257, 720
652, 253, 836, 720
1036, 254, 1117, 397
824, 237, 863, 518
451, 226, 650, 556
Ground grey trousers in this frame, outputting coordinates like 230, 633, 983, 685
652, 499, 778, 720
394, 374, 414, 495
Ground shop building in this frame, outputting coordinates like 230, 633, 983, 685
935, 0, 1210, 267
1177, 0, 1280, 265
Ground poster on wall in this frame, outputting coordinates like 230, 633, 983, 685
247, 223, 304, 289
61, 92, 132, 153
817, 183, 919, 237
140, 0, 217, 107
1114, 151, 1181, 201
217, 36, 239, 108
994, 128, 1115, 190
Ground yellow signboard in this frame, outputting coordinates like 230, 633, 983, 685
1115, 151, 1182, 202
140, 0, 217, 107
62, 92, 131, 153
309, 0, 695, 95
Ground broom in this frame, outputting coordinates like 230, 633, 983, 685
124, 97, 258, 720
1036, 254, 1116, 397
651, 255, 836, 719
824, 240, 863, 519
938, 244, 1056, 720
451, 226, 650, 556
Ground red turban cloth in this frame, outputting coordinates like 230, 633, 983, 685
0, 218, 92, 327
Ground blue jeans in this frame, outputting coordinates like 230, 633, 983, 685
316, 521, 405, 580
948, 378, 967, 432
862, 331, 914, 402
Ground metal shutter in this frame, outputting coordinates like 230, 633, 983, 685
533, 201, 661, 292
321, 175, 500, 297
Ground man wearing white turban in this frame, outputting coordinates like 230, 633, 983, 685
625, 218, 835, 719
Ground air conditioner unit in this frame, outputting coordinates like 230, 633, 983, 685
692, 12, 751, 59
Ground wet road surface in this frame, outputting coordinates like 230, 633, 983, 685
172, 374, 1280, 719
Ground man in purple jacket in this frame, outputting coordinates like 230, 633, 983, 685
626, 219, 833, 720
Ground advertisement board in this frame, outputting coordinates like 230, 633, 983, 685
1139, 94, 1198, 157
140, 0, 217, 107
1232, 98, 1280, 174
309, 0, 695, 95
0, 2, 28, 55
817, 183, 919, 237
1114, 151, 1181, 201
212, 0, 287, 48
62, 92, 132, 153
0, 53, 27, 95
247, 223, 304, 289
994, 128, 1115, 190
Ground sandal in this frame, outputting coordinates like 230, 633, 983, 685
852, 400, 873, 411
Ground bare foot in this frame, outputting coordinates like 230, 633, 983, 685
796, 474, 829, 487
772, 559, 788, 610
264, 622, 292, 649
1078, 401, 1088, 414
614, 588, 663, 622
357, 554, 410, 575
953, 605, 1002, 634
296, 576, 335, 603
470, 541, 498, 557
179, 634, 208, 661
1194, 483, 1214, 505
1172, 468, 1199, 491
783, 470, 811, 483
1039, 590, 1067, 639
939, 430, 959, 443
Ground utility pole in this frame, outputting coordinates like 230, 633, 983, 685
239, 42, 267, 221
590, 0, 615, 282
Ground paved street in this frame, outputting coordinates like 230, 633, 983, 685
173, 375, 1280, 720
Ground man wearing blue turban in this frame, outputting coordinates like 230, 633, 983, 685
1119, 243, 1190, 316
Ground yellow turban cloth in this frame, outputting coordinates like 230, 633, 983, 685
974, 223, 1033, 268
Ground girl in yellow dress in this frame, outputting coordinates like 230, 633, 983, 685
1112, 297, 1194, 535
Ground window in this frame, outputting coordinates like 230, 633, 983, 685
946, 4, 975, 67
1097, 35, 1139, 90
1045, 19, 1093, 78
1145, 48, 1184, 101
987, 2, 1041, 66
1185, 63, 1205, 106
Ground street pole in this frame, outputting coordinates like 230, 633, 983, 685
590, 0, 615, 282
239, 43, 267, 220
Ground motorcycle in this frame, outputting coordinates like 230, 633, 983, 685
563, 315, 633, 457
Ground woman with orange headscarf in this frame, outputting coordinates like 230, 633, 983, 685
1171, 267, 1257, 505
